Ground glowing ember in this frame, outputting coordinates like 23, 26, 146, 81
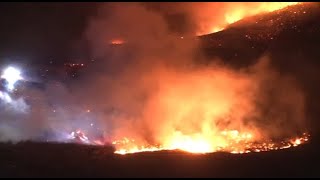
111, 39, 125, 45
112, 138, 166, 155
197, 2, 301, 36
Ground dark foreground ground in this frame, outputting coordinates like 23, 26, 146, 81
0, 139, 319, 178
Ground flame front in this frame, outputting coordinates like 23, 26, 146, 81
196, 2, 300, 35
68, 129, 309, 155
112, 133, 309, 155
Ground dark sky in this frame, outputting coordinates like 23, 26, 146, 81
0, 2, 98, 65
0, 3, 192, 66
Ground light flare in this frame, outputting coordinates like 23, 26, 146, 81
1, 66, 23, 91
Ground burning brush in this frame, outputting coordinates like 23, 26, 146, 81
111, 132, 310, 155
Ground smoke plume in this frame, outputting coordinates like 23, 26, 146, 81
82, 3, 306, 146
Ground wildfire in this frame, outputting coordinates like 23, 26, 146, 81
112, 133, 309, 155
196, 2, 301, 35
68, 127, 309, 155
63, 61, 310, 155
65, 62, 310, 155
106, 62, 309, 155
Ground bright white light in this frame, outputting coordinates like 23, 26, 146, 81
68, 130, 90, 144
1, 67, 23, 90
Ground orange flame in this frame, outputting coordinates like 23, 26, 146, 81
106, 64, 309, 155
196, 2, 300, 35
112, 133, 309, 155
72, 62, 309, 155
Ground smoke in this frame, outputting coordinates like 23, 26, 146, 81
85, 2, 197, 64
81, 2, 306, 147
0, 93, 30, 141
0, 2, 307, 149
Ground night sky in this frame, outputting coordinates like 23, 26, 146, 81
0, 3, 98, 65
0, 3, 194, 67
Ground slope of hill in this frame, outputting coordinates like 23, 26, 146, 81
199, 2, 320, 136
199, 2, 320, 65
